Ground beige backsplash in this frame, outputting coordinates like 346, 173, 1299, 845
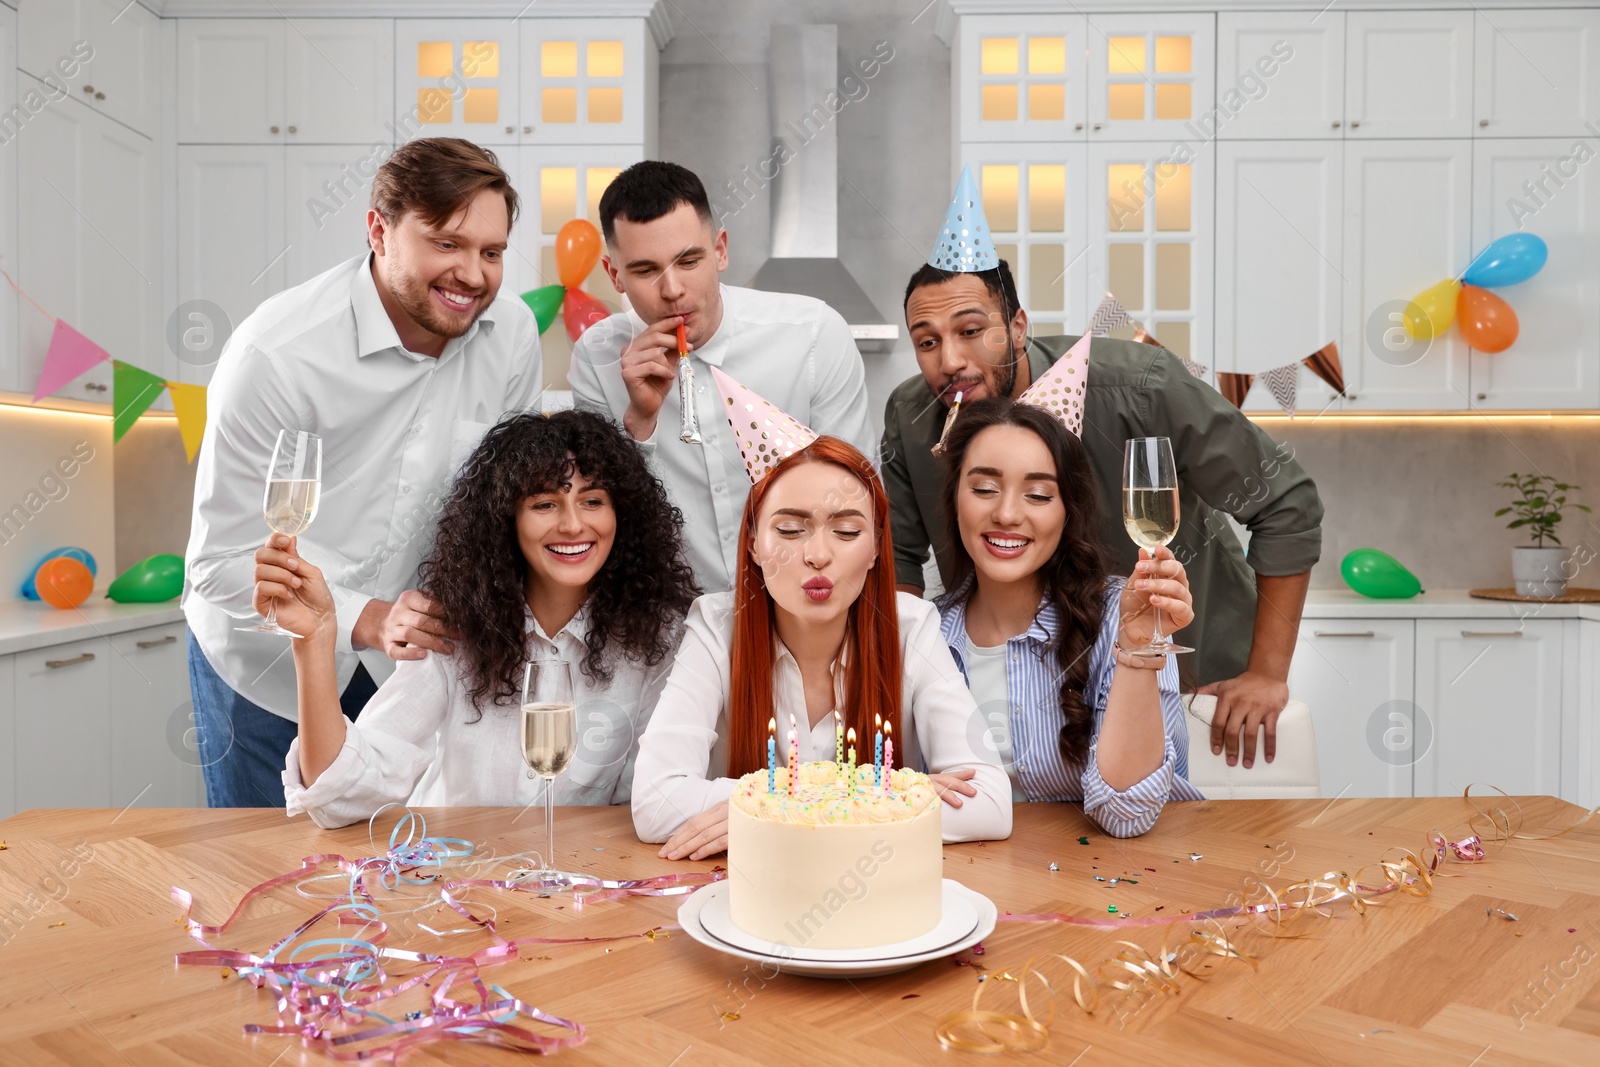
25, 410, 1600, 597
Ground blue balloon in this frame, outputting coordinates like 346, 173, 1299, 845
1462, 233, 1548, 288
21, 547, 97, 600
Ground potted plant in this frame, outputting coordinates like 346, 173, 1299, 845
1495, 473, 1591, 596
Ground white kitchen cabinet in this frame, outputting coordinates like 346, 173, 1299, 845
285, 144, 384, 290
960, 143, 1090, 336
0, 654, 14, 820
1345, 10, 1474, 140
176, 144, 286, 387
1216, 140, 1342, 414
394, 19, 520, 146
178, 19, 392, 146
1086, 140, 1213, 372
1578, 620, 1600, 811
1087, 13, 1215, 143
956, 14, 1086, 144
504, 143, 640, 304
1215, 11, 1344, 141
1341, 140, 1472, 411
1469, 139, 1600, 411
1288, 620, 1414, 798
13, 637, 111, 809
0, 5, 17, 395
1413, 619, 1563, 798
18, 87, 162, 403
19, 0, 160, 137
109, 623, 201, 808
1474, 9, 1600, 138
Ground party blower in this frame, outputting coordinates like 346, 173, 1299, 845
676, 322, 703, 444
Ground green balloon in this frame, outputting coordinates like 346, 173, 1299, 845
1340, 548, 1423, 599
107, 553, 185, 603
521, 284, 566, 334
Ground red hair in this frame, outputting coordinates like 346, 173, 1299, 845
726, 437, 903, 777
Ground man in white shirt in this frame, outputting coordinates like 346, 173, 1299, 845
568, 161, 875, 591
183, 138, 545, 807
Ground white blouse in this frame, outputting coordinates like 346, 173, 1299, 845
631, 591, 1013, 844
284, 608, 672, 829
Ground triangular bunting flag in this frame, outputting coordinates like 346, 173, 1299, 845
167, 382, 208, 462
1260, 364, 1301, 417
113, 360, 169, 442
1301, 341, 1345, 397
712, 367, 820, 483
35, 319, 110, 401
1017, 333, 1091, 437
1181, 360, 1208, 379
928, 166, 999, 273
1217, 372, 1254, 409
1088, 292, 1134, 336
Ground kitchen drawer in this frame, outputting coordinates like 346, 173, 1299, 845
13, 636, 111, 809
109, 623, 201, 808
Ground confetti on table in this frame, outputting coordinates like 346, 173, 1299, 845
0, 840, 7, 849
1077, 837, 1089, 845
721, 1012, 740, 1023
902, 994, 921, 1000
1107, 906, 1118, 914
1189, 853, 1204, 861
49, 921, 65, 928
1048, 863, 1059, 872
1571, 928, 1579, 933
1487, 907, 1519, 921
644, 928, 671, 941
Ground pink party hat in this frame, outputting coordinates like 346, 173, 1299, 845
712, 366, 820, 483
1017, 333, 1090, 436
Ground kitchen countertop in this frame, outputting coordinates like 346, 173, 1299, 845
0, 598, 186, 656
1302, 587, 1600, 620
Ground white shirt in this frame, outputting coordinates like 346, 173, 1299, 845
631, 591, 1013, 844
283, 608, 672, 829
183, 254, 545, 718
569, 284, 875, 592
963, 636, 1029, 803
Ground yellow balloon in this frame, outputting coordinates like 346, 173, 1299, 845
1402, 278, 1460, 340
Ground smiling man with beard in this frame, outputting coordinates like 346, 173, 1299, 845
184, 138, 545, 808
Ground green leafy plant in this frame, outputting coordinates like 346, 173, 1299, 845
1495, 473, 1591, 547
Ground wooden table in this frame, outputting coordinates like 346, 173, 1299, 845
0, 797, 1596, 1065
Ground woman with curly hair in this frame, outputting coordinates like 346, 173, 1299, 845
254, 409, 699, 829
935, 397, 1203, 838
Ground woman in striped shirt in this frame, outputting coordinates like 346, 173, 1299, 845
935, 397, 1204, 837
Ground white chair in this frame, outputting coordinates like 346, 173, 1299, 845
1182, 694, 1321, 799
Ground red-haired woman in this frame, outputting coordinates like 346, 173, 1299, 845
631, 436, 1013, 859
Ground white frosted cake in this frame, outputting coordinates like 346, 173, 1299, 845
726, 761, 943, 950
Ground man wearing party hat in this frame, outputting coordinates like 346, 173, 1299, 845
569, 161, 875, 592
881, 167, 1325, 771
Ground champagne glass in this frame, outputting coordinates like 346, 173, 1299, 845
237, 429, 322, 638
1122, 437, 1193, 656
522, 658, 577, 874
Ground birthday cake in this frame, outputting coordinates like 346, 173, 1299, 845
726, 761, 943, 950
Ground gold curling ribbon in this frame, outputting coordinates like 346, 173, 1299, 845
934, 1011, 1049, 1054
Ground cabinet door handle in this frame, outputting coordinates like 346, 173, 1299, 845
1313, 630, 1375, 638
1479, 118, 1490, 127
287, 125, 297, 134
95, 91, 106, 100
46, 652, 95, 669
271, 125, 280, 134
137, 635, 177, 649
1331, 120, 1341, 128
1461, 630, 1522, 638
1350, 119, 1361, 128
82, 84, 94, 93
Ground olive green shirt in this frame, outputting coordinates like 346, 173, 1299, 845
880, 334, 1324, 686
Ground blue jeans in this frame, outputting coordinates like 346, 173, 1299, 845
188, 632, 379, 807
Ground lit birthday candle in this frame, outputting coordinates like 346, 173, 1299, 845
846, 728, 857, 791
874, 713, 884, 789
767, 717, 777, 795
883, 722, 893, 794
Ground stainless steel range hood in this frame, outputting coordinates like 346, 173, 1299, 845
745, 24, 899, 347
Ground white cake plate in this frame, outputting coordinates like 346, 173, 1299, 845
678, 879, 997, 979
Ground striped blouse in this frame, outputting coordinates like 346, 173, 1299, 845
938, 578, 1204, 837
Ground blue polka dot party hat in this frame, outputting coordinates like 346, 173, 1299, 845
927, 165, 998, 273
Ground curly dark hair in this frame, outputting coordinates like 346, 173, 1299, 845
934, 397, 1110, 765
417, 409, 700, 717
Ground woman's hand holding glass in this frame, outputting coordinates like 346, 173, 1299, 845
1117, 546, 1194, 653
253, 534, 336, 644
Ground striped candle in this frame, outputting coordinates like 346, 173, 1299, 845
874, 714, 884, 789
767, 717, 776, 795
788, 714, 798, 796
834, 710, 844, 772
883, 723, 894, 794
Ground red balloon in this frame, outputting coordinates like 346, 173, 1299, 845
1456, 284, 1519, 354
555, 219, 603, 289
563, 288, 612, 342
37, 557, 94, 609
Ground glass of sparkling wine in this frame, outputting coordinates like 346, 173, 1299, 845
1122, 437, 1193, 656
237, 429, 322, 638
522, 658, 577, 874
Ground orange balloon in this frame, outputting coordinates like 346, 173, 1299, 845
563, 288, 612, 342
555, 219, 602, 289
1456, 284, 1520, 353
37, 557, 94, 609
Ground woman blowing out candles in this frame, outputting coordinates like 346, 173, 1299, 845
936, 396, 1204, 838
251, 411, 699, 828
631, 372, 1012, 859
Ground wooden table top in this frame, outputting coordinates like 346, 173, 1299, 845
0, 796, 1596, 1066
